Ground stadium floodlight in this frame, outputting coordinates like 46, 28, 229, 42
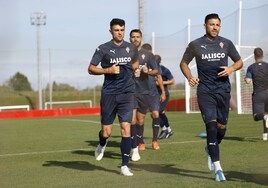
30, 12, 46, 110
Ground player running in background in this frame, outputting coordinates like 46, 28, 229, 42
88, 18, 140, 176
142, 43, 166, 149
154, 54, 175, 139
244, 47, 268, 141
129, 29, 160, 153
180, 13, 243, 182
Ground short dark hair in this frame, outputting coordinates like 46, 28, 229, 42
142, 43, 152, 52
110, 18, 125, 28
154, 54, 161, 64
254, 47, 263, 59
130, 29, 143, 37
205, 13, 221, 23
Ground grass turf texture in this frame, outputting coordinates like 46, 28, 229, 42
0, 112, 267, 188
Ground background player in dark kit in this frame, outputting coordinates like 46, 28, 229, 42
244, 47, 268, 141
129, 29, 160, 152
155, 54, 175, 139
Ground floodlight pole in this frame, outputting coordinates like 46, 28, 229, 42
30, 12, 46, 110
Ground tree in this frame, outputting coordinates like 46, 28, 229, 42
45, 81, 77, 91
7, 72, 33, 91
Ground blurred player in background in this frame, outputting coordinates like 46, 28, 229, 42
142, 43, 166, 149
88, 18, 140, 176
129, 30, 160, 154
180, 13, 243, 182
154, 54, 175, 139
244, 47, 268, 141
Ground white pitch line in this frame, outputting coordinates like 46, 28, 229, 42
48, 118, 120, 126
0, 148, 91, 157
0, 140, 203, 158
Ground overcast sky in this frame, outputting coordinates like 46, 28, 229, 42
0, 0, 267, 89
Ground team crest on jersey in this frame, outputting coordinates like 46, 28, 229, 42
141, 54, 145, 60
126, 47, 130, 53
219, 42, 224, 48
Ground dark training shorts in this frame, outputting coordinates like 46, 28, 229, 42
159, 94, 169, 113
252, 90, 268, 114
149, 93, 160, 112
135, 93, 151, 114
197, 92, 230, 125
100, 93, 134, 125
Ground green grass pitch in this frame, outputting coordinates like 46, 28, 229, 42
0, 112, 267, 187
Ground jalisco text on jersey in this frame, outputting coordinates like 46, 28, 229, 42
110, 57, 132, 64
201, 53, 226, 60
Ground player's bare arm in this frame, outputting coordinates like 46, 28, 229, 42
180, 59, 199, 87
88, 63, 120, 75
157, 74, 166, 102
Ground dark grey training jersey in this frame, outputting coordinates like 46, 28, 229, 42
135, 48, 158, 94
245, 61, 268, 92
157, 65, 174, 96
182, 35, 241, 93
90, 40, 138, 94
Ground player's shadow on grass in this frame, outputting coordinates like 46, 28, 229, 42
224, 136, 257, 142
225, 171, 268, 186
85, 140, 120, 148
42, 161, 118, 174
130, 163, 213, 181
72, 149, 121, 160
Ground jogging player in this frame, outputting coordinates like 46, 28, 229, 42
155, 54, 175, 139
244, 47, 268, 140
142, 43, 166, 149
129, 29, 160, 152
88, 18, 140, 176
180, 13, 243, 182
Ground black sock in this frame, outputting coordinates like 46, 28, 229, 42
99, 130, 108, 146
263, 120, 268, 133
152, 117, 160, 141
206, 121, 219, 162
121, 137, 131, 166
217, 128, 226, 144
131, 124, 137, 148
160, 113, 170, 128
136, 124, 144, 144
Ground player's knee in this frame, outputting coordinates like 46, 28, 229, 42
217, 123, 226, 129
102, 128, 112, 138
151, 111, 159, 119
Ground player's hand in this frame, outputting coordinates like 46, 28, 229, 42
134, 68, 141, 77
160, 93, 166, 102
187, 77, 199, 87
142, 63, 148, 73
107, 63, 120, 74
218, 66, 233, 77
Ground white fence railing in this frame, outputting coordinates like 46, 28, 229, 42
44, 100, 92, 110
0, 105, 30, 112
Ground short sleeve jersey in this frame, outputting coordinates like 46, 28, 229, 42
182, 35, 241, 93
135, 48, 158, 94
157, 65, 174, 95
245, 61, 268, 92
90, 40, 138, 94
